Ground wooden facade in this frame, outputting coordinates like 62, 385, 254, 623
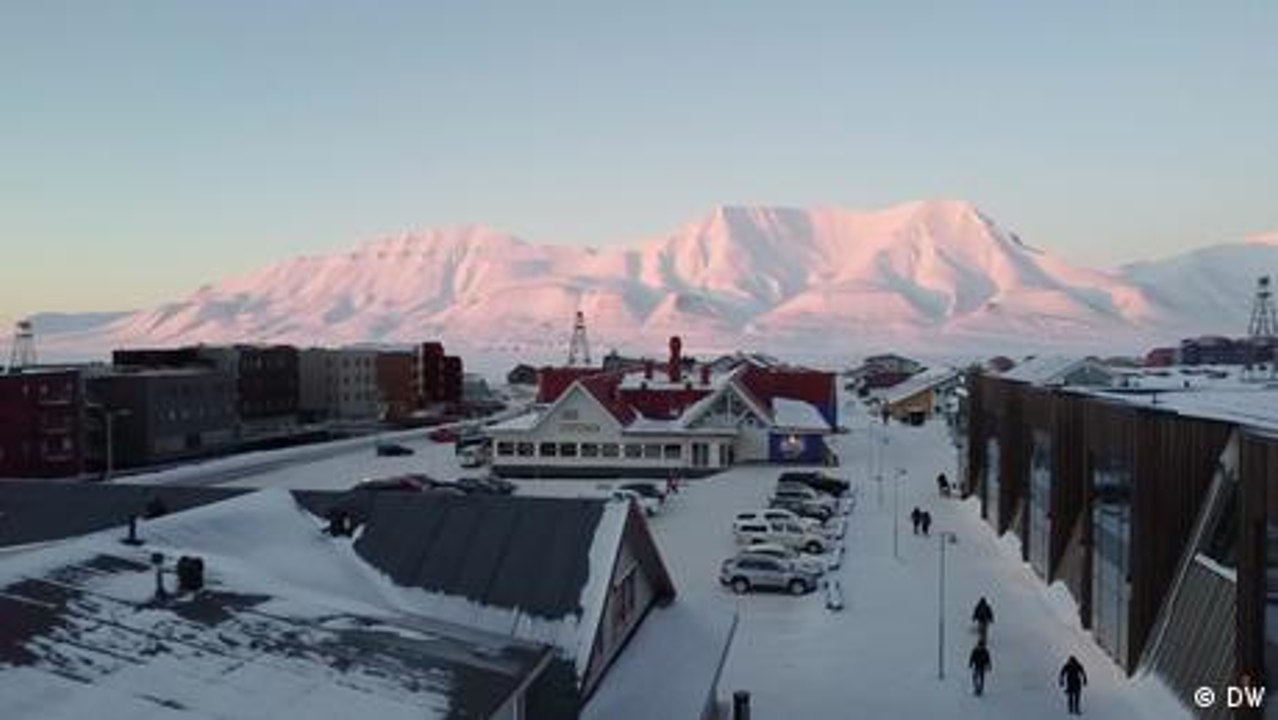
966, 371, 1267, 701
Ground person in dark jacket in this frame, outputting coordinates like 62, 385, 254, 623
1059, 656, 1088, 714
936, 472, 951, 496
910, 507, 923, 535
972, 597, 994, 643
968, 640, 992, 696
920, 510, 932, 536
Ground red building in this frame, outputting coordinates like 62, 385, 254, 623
376, 351, 416, 421
415, 342, 463, 407
0, 370, 85, 478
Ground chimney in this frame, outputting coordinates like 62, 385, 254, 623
668, 336, 683, 383
644, 360, 654, 380
700, 365, 711, 385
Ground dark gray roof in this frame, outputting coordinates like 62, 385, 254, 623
295, 491, 607, 621
0, 481, 250, 547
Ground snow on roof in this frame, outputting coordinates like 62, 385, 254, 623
0, 489, 554, 720
1083, 385, 1278, 433
877, 366, 961, 405
771, 397, 831, 431
1000, 355, 1104, 386
487, 410, 540, 432
581, 603, 737, 720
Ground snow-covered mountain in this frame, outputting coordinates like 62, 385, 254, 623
32, 200, 1278, 360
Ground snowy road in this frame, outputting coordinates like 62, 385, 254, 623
645, 410, 1191, 719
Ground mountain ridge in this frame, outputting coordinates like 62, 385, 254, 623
29, 200, 1278, 360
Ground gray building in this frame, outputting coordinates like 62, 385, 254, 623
298, 347, 380, 423
87, 368, 237, 468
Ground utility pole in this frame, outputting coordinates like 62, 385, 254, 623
937, 530, 959, 680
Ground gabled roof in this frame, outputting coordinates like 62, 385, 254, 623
677, 368, 773, 430
578, 373, 638, 426
878, 366, 961, 406
1001, 355, 1111, 387
771, 398, 831, 431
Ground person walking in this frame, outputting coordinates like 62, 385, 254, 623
920, 510, 932, 536
968, 640, 992, 696
910, 507, 923, 535
936, 472, 951, 496
1059, 656, 1088, 714
972, 597, 994, 643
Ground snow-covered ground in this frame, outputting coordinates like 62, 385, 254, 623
106, 398, 1195, 717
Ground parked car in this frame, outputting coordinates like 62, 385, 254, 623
620, 481, 666, 504
455, 475, 516, 495
354, 474, 431, 492
732, 519, 828, 554
735, 542, 826, 575
428, 427, 460, 443
458, 444, 489, 469
455, 429, 488, 454
768, 491, 834, 522
734, 509, 825, 534
375, 442, 415, 457
719, 555, 820, 595
611, 488, 659, 516
777, 471, 850, 497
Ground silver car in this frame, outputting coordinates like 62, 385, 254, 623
720, 555, 821, 595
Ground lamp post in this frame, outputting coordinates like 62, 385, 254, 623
893, 468, 906, 561
937, 530, 959, 680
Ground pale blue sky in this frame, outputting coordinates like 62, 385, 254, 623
2, 1, 1275, 320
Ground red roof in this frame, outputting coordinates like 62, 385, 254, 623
536, 366, 604, 404
577, 373, 637, 426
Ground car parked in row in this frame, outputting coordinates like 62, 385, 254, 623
454, 475, 516, 495
374, 442, 415, 457
735, 542, 826, 575
777, 471, 850, 497
770, 484, 838, 521
720, 555, 820, 595
733, 518, 828, 554
734, 509, 832, 537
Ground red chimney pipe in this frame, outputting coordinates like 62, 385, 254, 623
644, 360, 654, 380
700, 365, 711, 385
668, 336, 682, 383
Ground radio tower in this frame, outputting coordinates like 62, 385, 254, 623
7, 319, 37, 372
567, 311, 592, 367
1244, 275, 1277, 381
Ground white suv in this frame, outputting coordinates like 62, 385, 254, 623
734, 509, 831, 536
733, 519, 828, 554
736, 542, 826, 575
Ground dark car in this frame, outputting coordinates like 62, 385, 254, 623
428, 427, 460, 443
455, 475, 517, 495
619, 482, 666, 503
375, 442, 415, 457
777, 471, 849, 497
354, 474, 431, 492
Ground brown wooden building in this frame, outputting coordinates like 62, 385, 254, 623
966, 371, 1276, 718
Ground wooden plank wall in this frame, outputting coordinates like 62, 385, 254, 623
1238, 431, 1275, 695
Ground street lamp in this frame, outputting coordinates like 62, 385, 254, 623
937, 530, 959, 680
893, 468, 906, 561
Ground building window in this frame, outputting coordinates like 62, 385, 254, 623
663, 444, 681, 460
539, 442, 557, 457
624, 444, 643, 459
601, 443, 620, 458
643, 444, 661, 459
580, 443, 599, 458
495, 442, 514, 457
517, 442, 534, 457
559, 443, 578, 458
612, 567, 638, 632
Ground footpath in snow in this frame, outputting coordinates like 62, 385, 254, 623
645, 407, 1191, 719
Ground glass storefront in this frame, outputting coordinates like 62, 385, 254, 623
1091, 459, 1132, 665
1028, 430, 1052, 579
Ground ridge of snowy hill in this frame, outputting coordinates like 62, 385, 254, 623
33, 202, 1278, 359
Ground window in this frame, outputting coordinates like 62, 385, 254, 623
663, 444, 681, 460
539, 442, 557, 457
624, 444, 643, 459
580, 443, 599, 458
643, 444, 661, 459
496, 442, 514, 457
517, 442, 534, 457
601, 443, 620, 458
559, 443, 578, 458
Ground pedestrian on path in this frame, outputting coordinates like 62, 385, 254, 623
1059, 656, 1088, 715
910, 507, 923, 535
920, 510, 932, 536
968, 640, 992, 696
972, 597, 994, 643
936, 472, 951, 496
